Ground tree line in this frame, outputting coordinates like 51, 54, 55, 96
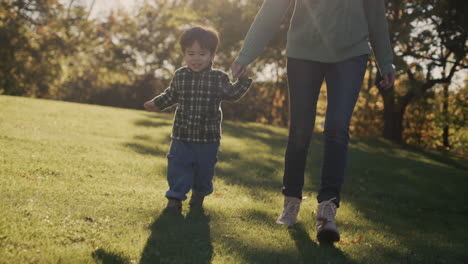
1, 0, 466, 153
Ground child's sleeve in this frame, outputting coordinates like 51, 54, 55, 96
151, 76, 178, 110
221, 73, 253, 102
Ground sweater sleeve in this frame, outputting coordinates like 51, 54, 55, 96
235, 0, 292, 66
365, 0, 395, 75
151, 75, 178, 111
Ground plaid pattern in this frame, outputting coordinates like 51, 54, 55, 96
151, 65, 252, 143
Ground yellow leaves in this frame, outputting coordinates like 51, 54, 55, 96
20, 172, 31, 178
425, 113, 435, 119
339, 235, 364, 244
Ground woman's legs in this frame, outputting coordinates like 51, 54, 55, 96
317, 54, 368, 207
282, 57, 326, 198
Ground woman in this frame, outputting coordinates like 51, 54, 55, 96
231, 0, 396, 243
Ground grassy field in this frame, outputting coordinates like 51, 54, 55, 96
0, 95, 467, 264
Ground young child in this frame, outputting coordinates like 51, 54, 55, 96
143, 26, 252, 212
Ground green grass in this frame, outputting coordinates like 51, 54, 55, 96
1, 95, 467, 264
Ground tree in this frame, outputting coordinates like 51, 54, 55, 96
0, 0, 65, 97
376, 0, 467, 143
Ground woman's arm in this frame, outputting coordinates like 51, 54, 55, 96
235, 0, 292, 67
365, 0, 395, 75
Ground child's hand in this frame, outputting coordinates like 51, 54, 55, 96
143, 101, 157, 112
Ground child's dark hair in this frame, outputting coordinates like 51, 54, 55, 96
179, 26, 219, 54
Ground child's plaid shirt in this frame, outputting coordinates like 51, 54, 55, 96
151, 65, 252, 143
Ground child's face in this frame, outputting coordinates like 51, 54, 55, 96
183, 41, 214, 72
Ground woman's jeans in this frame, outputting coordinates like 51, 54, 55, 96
283, 55, 368, 207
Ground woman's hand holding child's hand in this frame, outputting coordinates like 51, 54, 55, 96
143, 101, 157, 112
238, 68, 249, 80
231, 62, 248, 79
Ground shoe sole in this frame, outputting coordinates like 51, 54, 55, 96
317, 229, 340, 243
276, 220, 295, 226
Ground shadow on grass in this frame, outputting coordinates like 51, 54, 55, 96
219, 209, 355, 263
222, 121, 287, 154
139, 209, 212, 264
289, 223, 356, 264
338, 138, 468, 263
123, 113, 172, 157
217, 127, 324, 195
345, 138, 468, 212
400, 143, 468, 171
214, 122, 288, 193
216, 148, 283, 191
223, 122, 328, 195
92, 248, 130, 264
123, 142, 168, 156
134, 119, 173, 128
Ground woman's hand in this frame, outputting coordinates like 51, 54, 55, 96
231, 61, 248, 78
379, 72, 396, 89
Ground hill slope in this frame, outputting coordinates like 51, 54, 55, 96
1, 95, 467, 264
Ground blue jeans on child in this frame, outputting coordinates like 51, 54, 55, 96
283, 55, 368, 207
165, 139, 219, 201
